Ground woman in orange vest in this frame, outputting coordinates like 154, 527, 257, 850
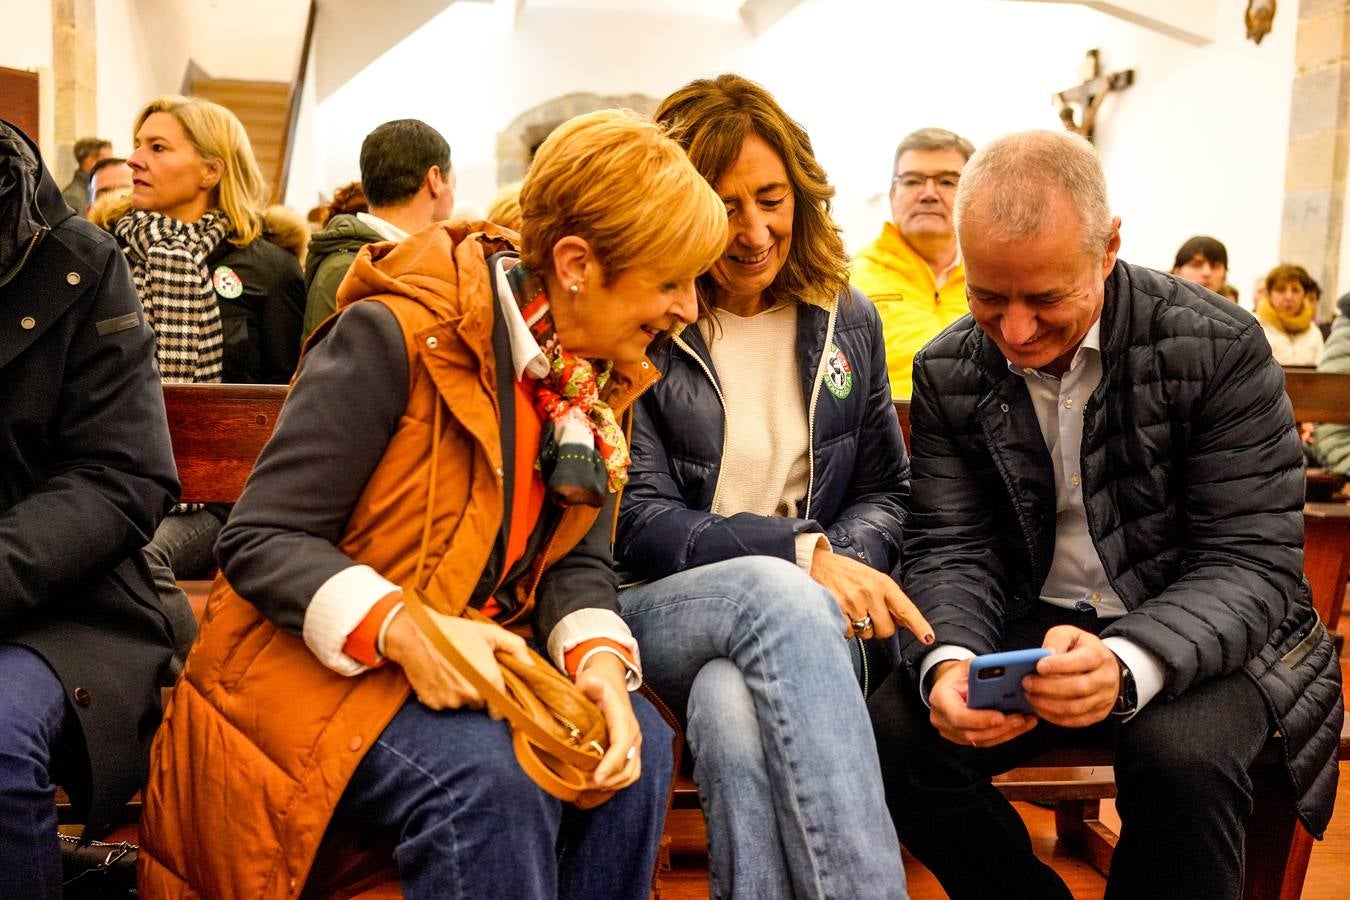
138, 110, 728, 899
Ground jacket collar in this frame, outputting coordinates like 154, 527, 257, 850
0, 121, 66, 288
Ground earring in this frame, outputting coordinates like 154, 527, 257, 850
569, 283, 580, 295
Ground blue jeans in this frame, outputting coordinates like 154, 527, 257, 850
620, 556, 907, 900
331, 690, 674, 900
0, 645, 71, 900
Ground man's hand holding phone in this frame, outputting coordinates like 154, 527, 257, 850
928, 658, 1038, 749
1022, 625, 1121, 728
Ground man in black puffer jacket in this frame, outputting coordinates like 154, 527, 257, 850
869, 129, 1342, 900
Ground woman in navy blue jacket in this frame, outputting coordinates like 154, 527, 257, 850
616, 75, 930, 899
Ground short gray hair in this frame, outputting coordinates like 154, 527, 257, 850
892, 127, 975, 174
954, 129, 1112, 259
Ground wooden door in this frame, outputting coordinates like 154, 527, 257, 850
0, 67, 39, 142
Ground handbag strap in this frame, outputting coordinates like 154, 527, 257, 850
401, 587, 604, 776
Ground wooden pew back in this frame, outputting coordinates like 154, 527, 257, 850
163, 383, 288, 504
1282, 368, 1350, 424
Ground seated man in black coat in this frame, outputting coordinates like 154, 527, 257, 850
869, 129, 1343, 900
0, 121, 178, 896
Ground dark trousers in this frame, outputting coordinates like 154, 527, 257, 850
0, 645, 72, 900
868, 604, 1272, 900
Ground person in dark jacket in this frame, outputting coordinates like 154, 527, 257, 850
301, 119, 455, 342
868, 129, 1343, 900
0, 120, 178, 896
615, 75, 929, 900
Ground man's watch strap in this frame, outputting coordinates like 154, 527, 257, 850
1112, 657, 1138, 716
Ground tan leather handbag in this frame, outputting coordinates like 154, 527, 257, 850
401, 588, 613, 808
400, 396, 616, 807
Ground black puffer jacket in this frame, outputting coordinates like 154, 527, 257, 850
617, 288, 908, 578
901, 260, 1342, 835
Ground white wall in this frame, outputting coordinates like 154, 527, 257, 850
741, 0, 1297, 308
96, 0, 171, 152
129, 0, 309, 86
312, 0, 749, 218
93, 0, 309, 154
298, 0, 1300, 307
284, 37, 325, 213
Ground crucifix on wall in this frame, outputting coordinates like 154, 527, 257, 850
1053, 49, 1134, 144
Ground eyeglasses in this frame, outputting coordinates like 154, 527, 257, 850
892, 171, 961, 194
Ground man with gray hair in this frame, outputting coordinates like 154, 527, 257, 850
850, 127, 974, 400
868, 129, 1342, 898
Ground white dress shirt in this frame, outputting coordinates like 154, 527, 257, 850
355, 211, 410, 243
919, 318, 1165, 715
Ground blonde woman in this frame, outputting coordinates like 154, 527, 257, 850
116, 94, 304, 386
138, 110, 728, 899
110, 96, 306, 673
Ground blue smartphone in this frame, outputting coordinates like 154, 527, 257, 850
967, 648, 1053, 715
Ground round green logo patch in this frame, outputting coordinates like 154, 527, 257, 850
824, 342, 853, 399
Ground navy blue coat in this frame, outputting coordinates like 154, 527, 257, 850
616, 288, 908, 578
0, 122, 178, 835
901, 260, 1342, 835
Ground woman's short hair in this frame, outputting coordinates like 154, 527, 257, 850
134, 95, 269, 247
1173, 235, 1228, 270
1265, 263, 1313, 294
955, 130, 1112, 260
519, 109, 726, 286
654, 74, 849, 309
485, 182, 523, 233
324, 181, 368, 224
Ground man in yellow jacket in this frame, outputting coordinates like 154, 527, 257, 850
851, 128, 974, 400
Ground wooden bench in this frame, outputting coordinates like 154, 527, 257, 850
57, 384, 290, 831
163, 382, 289, 504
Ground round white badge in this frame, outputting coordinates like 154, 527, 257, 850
212, 265, 244, 300
824, 342, 853, 399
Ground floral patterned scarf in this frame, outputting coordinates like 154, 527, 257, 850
505, 263, 630, 507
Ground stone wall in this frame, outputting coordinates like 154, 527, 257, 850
1281, 0, 1350, 313
495, 92, 658, 186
